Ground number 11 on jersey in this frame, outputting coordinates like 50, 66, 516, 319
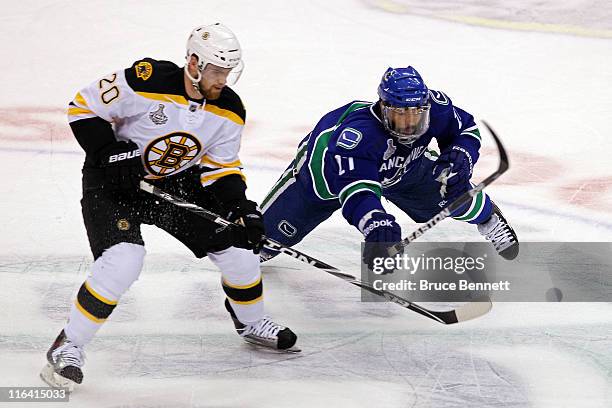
335, 155, 355, 175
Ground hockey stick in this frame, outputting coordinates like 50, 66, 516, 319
388, 120, 509, 256
139, 181, 489, 324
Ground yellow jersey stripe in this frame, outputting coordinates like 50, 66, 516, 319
85, 281, 118, 305
204, 104, 244, 126
222, 277, 262, 290
136, 91, 189, 105
201, 155, 242, 168
68, 107, 94, 116
227, 295, 263, 305
74, 92, 89, 108
74, 300, 106, 323
200, 169, 245, 183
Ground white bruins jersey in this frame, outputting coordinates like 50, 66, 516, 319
67, 58, 246, 187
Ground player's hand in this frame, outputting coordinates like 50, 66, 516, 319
227, 199, 265, 254
432, 145, 473, 199
362, 212, 401, 274
99, 141, 145, 191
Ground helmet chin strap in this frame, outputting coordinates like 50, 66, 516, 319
184, 65, 204, 96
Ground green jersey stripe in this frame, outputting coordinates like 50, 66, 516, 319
307, 102, 374, 200
338, 180, 382, 205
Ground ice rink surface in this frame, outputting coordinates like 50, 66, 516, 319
0, 1, 611, 407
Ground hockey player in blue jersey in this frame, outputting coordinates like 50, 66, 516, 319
259, 66, 518, 267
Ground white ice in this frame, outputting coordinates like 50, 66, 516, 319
0, 1, 611, 407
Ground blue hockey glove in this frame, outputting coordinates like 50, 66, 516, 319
432, 145, 473, 199
362, 212, 401, 274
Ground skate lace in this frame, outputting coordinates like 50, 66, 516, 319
485, 222, 515, 251
244, 316, 282, 339
52, 341, 85, 368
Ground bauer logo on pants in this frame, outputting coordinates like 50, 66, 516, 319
143, 132, 202, 177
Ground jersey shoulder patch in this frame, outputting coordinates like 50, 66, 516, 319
428, 89, 452, 106
336, 127, 362, 149
206, 86, 246, 123
124, 58, 183, 95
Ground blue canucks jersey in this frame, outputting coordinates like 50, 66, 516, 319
290, 90, 482, 229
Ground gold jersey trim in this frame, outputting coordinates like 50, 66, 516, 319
200, 169, 245, 183
136, 91, 189, 105
67, 107, 94, 116
201, 155, 242, 168
74, 92, 89, 108
204, 104, 245, 126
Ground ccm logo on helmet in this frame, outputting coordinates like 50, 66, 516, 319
363, 219, 393, 237
108, 149, 141, 163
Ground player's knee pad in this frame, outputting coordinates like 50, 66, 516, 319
87, 242, 146, 301
74, 243, 145, 323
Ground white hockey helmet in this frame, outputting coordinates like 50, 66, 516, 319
185, 23, 244, 85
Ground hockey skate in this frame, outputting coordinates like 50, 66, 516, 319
225, 299, 300, 352
40, 330, 85, 392
478, 203, 519, 260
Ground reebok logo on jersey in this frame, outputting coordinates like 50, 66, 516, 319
363, 219, 392, 237
108, 149, 141, 163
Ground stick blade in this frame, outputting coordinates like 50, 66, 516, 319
451, 297, 493, 323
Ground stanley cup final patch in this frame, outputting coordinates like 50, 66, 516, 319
149, 104, 168, 125
383, 139, 396, 160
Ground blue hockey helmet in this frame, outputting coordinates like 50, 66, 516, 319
377, 66, 431, 144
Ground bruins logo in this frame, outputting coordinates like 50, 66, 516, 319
117, 219, 130, 231
144, 132, 202, 176
135, 61, 153, 81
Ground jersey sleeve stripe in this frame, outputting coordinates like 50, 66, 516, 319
453, 190, 485, 221
74, 92, 89, 108
200, 155, 242, 168
200, 169, 245, 186
68, 107, 95, 116
338, 180, 382, 205
204, 104, 245, 126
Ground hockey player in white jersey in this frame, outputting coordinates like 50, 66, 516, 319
41, 23, 298, 392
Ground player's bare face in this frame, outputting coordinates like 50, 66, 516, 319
200, 64, 232, 100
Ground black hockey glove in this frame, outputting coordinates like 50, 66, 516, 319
362, 212, 401, 274
98, 141, 145, 191
226, 199, 266, 254
432, 145, 474, 199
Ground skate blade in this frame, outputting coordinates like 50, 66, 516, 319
242, 337, 302, 353
39, 363, 75, 393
